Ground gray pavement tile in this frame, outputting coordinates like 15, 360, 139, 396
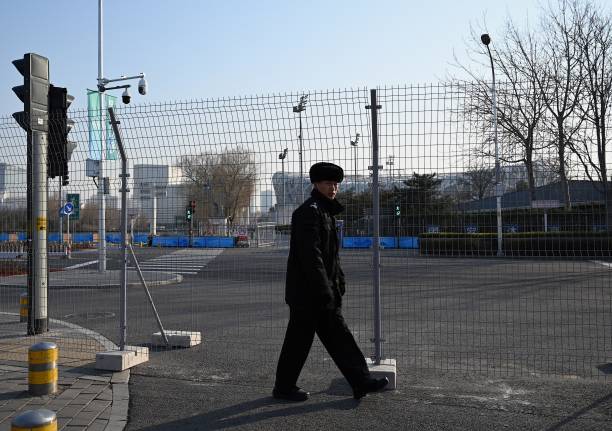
0, 421, 11, 431
81, 399, 111, 413
46, 399, 73, 411
57, 405, 85, 418
80, 384, 108, 395
70, 393, 98, 406
79, 375, 110, 383
96, 389, 113, 402
61, 426, 87, 431
66, 409, 100, 426
0, 399, 30, 412
57, 388, 82, 400
85, 418, 108, 431
70, 380, 92, 390
58, 377, 79, 386
97, 405, 112, 420
27, 395, 54, 405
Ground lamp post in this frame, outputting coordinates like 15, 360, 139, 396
278, 148, 288, 224
293, 95, 308, 203
386, 155, 395, 186
97, 0, 148, 272
350, 133, 360, 191
481, 33, 503, 256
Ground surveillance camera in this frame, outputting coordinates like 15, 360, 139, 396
138, 77, 147, 95
122, 88, 131, 104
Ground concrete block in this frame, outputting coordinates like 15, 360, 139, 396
95, 346, 149, 371
366, 358, 397, 390
151, 330, 202, 348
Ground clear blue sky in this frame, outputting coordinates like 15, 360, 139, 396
0, 0, 602, 114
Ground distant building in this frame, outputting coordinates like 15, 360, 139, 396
458, 180, 605, 212
133, 164, 187, 229
0, 163, 27, 208
260, 189, 274, 213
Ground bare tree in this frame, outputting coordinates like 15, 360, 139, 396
521, 0, 587, 208
458, 167, 496, 201
180, 146, 257, 225
570, 1, 612, 223
455, 19, 548, 202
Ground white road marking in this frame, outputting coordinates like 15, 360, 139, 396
65, 260, 98, 270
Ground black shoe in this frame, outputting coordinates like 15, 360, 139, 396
353, 377, 389, 399
272, 386, 310, 402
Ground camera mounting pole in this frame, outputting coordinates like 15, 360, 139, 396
97, 73, 146, 93
96, 0, 148, 273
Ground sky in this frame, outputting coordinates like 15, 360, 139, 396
0, 0, 570, 115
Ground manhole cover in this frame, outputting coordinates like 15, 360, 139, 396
63, 312, 115, 320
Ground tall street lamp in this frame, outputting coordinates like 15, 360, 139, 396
293, 95, 308, 203
97, 0, 148, 272
350, 133, 360, 191
481, 33, 503, 256
278, 148, 288, 224
386, 155, 395, 186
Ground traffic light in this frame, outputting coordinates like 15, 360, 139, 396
394, 203, 401, 217
186, 200, 196, 221
12, 53, 49, 132
48, 85, 75, 184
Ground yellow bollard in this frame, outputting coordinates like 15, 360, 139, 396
28, 342, 58, 396
19, 293, 28, 323
11, 409, 57, 431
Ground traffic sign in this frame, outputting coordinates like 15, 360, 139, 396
63, 202, 74, 214
66, 193, 79, 220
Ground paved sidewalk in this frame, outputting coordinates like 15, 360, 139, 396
0, 269, 182, 289
0, 313, 129, 431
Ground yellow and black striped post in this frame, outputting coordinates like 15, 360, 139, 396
28, 342, 58, 396
19, 293, 28, 323
11, 409, 57, 431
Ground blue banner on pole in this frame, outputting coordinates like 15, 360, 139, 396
87, 90, 117, 160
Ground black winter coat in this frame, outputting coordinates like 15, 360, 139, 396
285, 189, 346, 309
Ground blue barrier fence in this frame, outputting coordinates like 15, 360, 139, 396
153, 236, 234, 248
342, 236, 419, 249
0, 232, 418, 249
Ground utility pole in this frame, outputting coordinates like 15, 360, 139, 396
293, 95, 308, 203
97, 0, 107, 272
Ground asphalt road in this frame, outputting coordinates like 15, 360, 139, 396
1, 247, 612, 429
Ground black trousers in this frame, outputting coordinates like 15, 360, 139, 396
275, 306, 370, 391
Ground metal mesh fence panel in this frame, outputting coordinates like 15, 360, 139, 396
0, 83, 610, 380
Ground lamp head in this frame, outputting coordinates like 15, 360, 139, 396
481, 33, 491, 46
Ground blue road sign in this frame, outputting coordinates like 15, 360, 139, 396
63, 202, 74, 215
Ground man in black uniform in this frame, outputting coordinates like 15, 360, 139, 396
273, 162, 389, 402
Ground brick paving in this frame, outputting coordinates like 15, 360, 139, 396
0, 313, 129, 431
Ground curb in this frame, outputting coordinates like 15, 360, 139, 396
0, 272, 183, 290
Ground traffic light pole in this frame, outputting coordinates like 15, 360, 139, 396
189, 214, 194, 248
29, 130, 49, 334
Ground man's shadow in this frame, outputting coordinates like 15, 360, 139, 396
140, 378, 359, 431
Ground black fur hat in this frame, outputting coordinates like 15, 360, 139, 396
309, 162, 344, 183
